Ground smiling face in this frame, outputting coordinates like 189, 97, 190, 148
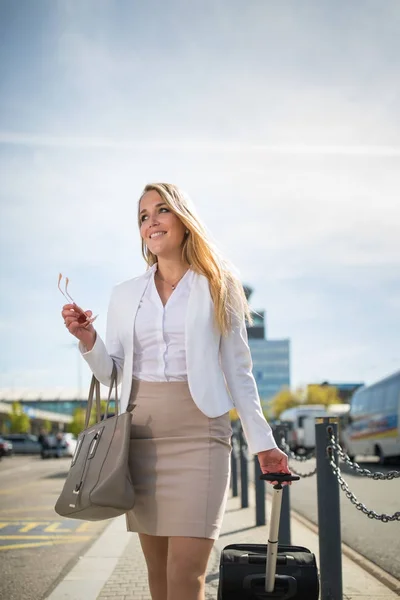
139, 190, 187, 259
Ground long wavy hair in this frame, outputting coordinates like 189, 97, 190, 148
138, 183, 252, 335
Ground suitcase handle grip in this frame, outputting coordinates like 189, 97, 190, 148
260, 473, 300, 488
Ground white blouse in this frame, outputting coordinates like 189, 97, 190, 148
132, 268, 194, 381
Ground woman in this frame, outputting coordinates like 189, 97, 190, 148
61, 183, 290, 600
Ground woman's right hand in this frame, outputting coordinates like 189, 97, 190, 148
61, 303, 97, 350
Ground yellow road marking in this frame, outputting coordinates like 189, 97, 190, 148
0, 518, 53, 522
18, 522, 44, 533
0, 520, 99, 531
43, 523, 74, 533
76, 522, 92, 533
0, 539, 91, 551
0, 535, 91, 540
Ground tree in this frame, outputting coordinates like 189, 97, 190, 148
270, 387, 300, 418
42, 419, 52, 433
270, 383, 343, 419
9, 402, 31, 433
305, 384, 342, 407
68, 407, 86, 437
68, 400, 111, 436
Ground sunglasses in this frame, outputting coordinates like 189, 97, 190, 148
58, 273, 98, 326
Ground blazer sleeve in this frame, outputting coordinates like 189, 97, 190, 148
78, 286, 124, 386
219, 313, 277, 454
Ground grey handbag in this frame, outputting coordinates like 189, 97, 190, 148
55, 364, 135, 521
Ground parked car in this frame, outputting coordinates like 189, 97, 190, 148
0, 436, 13, 458
39, 433, 69, 459
62, 433, 78, 458
2, 434, 41, 454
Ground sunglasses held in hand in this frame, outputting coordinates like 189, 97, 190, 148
58, 273, 98, 327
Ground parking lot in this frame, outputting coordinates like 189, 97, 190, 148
0, 455, 107, 600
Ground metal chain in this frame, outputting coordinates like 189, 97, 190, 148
287, 462, 317, 478
327, 447, 400, 522
280, 437, 315, 462
327, 427, 400, 481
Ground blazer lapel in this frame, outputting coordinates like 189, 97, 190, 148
185, 271, 214, 353
122, 265, 156, 350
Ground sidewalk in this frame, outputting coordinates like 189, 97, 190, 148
46, 488, 400, 600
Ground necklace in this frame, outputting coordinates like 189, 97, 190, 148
155, 269, 188, 290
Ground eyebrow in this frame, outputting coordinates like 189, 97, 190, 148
139, 202, 167, 216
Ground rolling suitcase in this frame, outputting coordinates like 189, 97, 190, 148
217, 473, 319, 599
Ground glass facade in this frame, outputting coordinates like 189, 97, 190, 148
14, 399, 118, 415
19, 400, 88, 415
245, 302, 291, 407
249, 339, 291, 406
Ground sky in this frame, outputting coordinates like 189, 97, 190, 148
0, 0, 399, 397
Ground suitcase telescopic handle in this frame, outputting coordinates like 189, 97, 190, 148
260, 473, 300, 489
259, 473, 300, 594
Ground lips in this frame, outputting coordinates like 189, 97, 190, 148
149, 231, 167, 239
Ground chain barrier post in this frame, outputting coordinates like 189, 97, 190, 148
239, 427, 249, 508
254, 455, 266, 525
273, 423, 291, 545
315, 417, 343, 600
231, 426, 239, 497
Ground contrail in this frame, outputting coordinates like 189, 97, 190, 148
1, 131, 400, 156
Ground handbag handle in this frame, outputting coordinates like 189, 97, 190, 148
85, 362, 118, 429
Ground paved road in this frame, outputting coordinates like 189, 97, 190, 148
283, 456, 400, 580
0, 455, 107, 600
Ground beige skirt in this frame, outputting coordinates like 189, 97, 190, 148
125, 379, 232, 540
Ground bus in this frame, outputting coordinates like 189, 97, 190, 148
342, 370, 400, 464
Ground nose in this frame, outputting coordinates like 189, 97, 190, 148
148, 214, 160, 228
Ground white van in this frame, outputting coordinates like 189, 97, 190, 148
279, 405, 328, 453
279, 404, 350, 453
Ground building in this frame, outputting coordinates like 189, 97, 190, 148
244, 286, 291, 407
0, 386, 116, 432
0, 399, 72, 435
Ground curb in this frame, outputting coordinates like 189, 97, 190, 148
45, 516, 131, 600
289, 506, 400, 596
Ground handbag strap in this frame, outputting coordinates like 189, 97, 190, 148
84, 362, 118, 429
85, 376, 100, 429
103, 362, 119, 420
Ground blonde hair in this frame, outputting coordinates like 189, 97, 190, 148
138, 183, 252, 335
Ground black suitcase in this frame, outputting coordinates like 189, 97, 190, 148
217, 473, 319, 599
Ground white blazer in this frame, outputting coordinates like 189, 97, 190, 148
80, 265, 276, 454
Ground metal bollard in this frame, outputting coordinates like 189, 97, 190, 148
273, 424, 291, 544
231, 435, 239, 497
315, 417, 343, 600
254, 456, 266, 525
239, 429, 249, 508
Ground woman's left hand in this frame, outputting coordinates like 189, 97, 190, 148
257, 447, 291, 484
